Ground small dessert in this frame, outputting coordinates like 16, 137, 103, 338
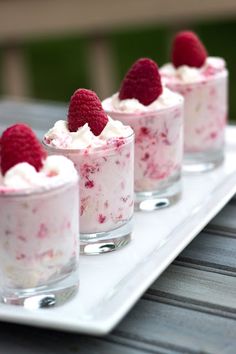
160, 31, 228, 172
0, 124, 79, 307
102, 58, 184, 210
44, 89, 134, 255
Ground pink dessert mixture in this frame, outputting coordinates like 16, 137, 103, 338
0, 124, 79, 289
50, 137, 134, 234
161, 59, 227, 153
44, 89, 134, 235
102, 58, 184, 194
104, 107, 183, 192
161, 30, 227, 154
0, 183, 78, 289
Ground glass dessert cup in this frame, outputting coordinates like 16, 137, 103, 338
43, 134, 134, 255
165, 71, 228, 173
0, 180, 79, 308
104, 104, 183, 211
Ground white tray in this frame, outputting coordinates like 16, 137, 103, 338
1, 126, 236, 335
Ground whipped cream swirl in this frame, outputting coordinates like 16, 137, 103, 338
160, 57, 226, 84
44, 117, 133, 149
1, 155, 78, 191
102, 87, 183, 114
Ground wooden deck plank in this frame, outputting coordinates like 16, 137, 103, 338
0, 100, 66, 140
148, 264, 236, 313
114, 298, 236, 354
176, 232, 236, 271
206, 202, 236, 236
107, 335, 177, 354
0, 100, 65, 127
0, 322, 148, 354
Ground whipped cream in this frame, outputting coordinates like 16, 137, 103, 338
102, 87, 183, 114
160, 57, 226, 84
44, 117, 133, 149
0, 155, 78, 191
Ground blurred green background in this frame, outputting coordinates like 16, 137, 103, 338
13, 19, 236, 119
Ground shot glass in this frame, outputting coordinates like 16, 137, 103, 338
164, 70, 228, 172
44, 133, 134, 255
0, 179, 79, 308
103, 103, 184, 211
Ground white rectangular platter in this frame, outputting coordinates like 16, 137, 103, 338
0, 102, 236, 335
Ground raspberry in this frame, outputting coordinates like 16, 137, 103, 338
1, 124, 47, 175
67, 89, 108, 136
172, 31, 207, 68
119, 58, 163, 106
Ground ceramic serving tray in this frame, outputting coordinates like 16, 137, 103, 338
0, 104, 236, 335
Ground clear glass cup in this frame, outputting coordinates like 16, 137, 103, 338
43, 133, 134, 255
103, 104, 183, 211
165, 70, 228, 172
0, 179, 79, 308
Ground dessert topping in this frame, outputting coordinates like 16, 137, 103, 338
68, 89, 108, 136
1, 124, 47, 175
119, 58, 163, 106
172, 31, 207, 68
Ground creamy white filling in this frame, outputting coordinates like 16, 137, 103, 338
1, 155, 78, 190
160, 57, 226, 84
44, 117, 133, 149
44, 121, 102, 149
102, 87, 183, 114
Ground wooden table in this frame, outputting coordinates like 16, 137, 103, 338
0, 101, 236, 354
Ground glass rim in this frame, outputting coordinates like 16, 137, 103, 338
42, 131, 134, 154
0, 177, 78, 198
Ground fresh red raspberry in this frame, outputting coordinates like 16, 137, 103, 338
0, 124, 47, 175
67, 89, 108, 136
119, 58, 163, 106
172, 31, 207, 68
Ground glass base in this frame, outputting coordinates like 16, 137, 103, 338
80, 219, 132, 255
183, 149, 224, 174
135, 174, 181, 212
1, 269, 79, 309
